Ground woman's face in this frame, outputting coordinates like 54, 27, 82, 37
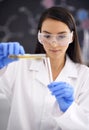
40, 18, 73, 59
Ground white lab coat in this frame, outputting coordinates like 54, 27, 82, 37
0, 56, 89, 130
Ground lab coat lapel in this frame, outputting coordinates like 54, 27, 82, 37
64, 56, 78, 78
28, 60, 50, 86
55, 56, 78, 82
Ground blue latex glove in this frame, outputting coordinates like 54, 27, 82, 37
0, 42, 25, 69
48, 82, 74, 112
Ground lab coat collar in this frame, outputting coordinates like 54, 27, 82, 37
55, 55, 78, 83
28, 59, 50, 86
64, 55, 78, 78
28, 55, 78, 85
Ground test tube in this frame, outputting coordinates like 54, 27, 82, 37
9, 54, 46, 60
43, 57, 53, 83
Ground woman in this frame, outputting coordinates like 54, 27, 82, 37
0, 6, 89, 130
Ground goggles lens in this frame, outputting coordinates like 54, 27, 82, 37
38, 32, 73, 46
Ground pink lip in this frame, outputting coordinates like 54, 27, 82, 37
50, 49, 61, 52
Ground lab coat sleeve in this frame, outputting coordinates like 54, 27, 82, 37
55, 102, 89, 130
54, 72, 89, 130
0, 62, 18, 99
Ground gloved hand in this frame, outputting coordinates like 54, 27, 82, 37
0, 42, 25, 69
48, 82, 74, 112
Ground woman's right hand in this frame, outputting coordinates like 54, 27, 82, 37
0, 42, 25, 69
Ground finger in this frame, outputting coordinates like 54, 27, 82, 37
56, 94, 74, 101
19, 45, 25, 54
48, 84, 67, 92
48, 81, 66, 88
3, 43, 8, 56
14, 42, 20, 55
0, 44, 3, 55
53, 87, 73, 97
8, 42, 15, 55
0, 43, 7, 58
0, 43, 3, 50
49, 85, 65, 92
52, 87, 74, 98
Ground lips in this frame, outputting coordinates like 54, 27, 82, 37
50, 49, 61, 53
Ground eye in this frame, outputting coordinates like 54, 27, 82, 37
43, 34, 51, 39
58, 35, 66, 39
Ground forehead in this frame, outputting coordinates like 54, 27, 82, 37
41, 18, 70, 33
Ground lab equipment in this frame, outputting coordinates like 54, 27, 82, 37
9, 54, 46, 60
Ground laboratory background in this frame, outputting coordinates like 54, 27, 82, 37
0, 0, 89, 130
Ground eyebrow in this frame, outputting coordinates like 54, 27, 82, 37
42, 31, 68, 34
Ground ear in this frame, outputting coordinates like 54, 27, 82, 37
70, 31, 74, 43
38, 31, 42, 43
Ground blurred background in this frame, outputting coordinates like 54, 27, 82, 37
0, 0, 89, 130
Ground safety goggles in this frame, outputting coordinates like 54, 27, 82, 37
38, 31, 73, 46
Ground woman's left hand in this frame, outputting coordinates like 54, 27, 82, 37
48, 82, 74, 112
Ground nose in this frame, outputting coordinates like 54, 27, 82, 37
51, 40, 58, 47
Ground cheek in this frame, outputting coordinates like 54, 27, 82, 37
42, 42, 49, 50
61, 45, 69, 53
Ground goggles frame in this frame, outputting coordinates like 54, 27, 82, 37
38, 31, 73, 46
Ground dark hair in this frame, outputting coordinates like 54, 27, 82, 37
35, 6, 82, 63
